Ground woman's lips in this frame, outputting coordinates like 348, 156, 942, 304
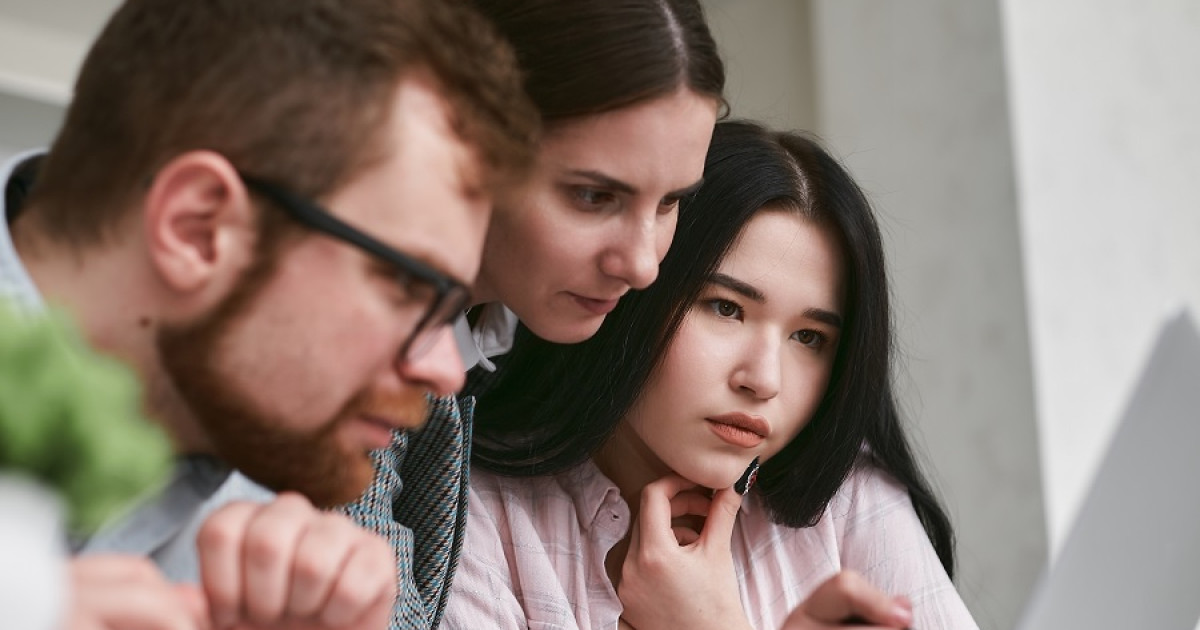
706, 413, 769, 449
570, 293, 620, 315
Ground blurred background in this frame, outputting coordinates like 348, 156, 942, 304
1, 1, 1197, 628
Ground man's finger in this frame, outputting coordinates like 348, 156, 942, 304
68, 556, 209, 630
237, 493, 314, 625
317, 532, 396, 628
195, 501, 258, 628
284, 511, 356, 619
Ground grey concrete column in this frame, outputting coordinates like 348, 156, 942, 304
809, 3, 1044, 627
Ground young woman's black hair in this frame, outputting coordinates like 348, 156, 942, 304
472, 120, 957, 577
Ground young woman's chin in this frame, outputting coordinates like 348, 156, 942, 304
674, 463, 749, 493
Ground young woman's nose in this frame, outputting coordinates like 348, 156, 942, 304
394, 326, 465, 396
729, 333, 782, 401
598, 210, 667, 290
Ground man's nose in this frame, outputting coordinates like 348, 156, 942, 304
395, 326, 465, 395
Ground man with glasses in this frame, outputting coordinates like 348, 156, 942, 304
1, 0, 536, 629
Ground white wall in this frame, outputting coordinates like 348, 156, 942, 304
703, 2, 1047, 628
701, 0, 816, 129
1001, 0, 1200, 552
0, 91, 62, 160
0, 1, 104, 160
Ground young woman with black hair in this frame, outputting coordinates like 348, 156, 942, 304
442, 121, 978, 630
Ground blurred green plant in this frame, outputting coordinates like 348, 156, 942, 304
0, 302, 171, 533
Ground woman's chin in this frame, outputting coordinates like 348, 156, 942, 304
675, 469, 740, 493
526, 315, 604, 344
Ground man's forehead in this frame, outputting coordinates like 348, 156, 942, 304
311, 73, 491, 292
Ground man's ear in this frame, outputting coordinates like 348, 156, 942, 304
142, 151, 256, 298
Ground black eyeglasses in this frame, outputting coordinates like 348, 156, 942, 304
239, 173, 471, 361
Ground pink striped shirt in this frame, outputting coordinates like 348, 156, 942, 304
441, 461, 978, 629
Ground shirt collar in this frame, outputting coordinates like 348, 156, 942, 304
453, 302, 519, 372
562, 460, 630, 535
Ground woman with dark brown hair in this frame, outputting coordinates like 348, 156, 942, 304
456, 0, 726, 376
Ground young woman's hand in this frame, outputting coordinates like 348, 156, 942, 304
616, 474, 754, 630
779, 571, 913, 629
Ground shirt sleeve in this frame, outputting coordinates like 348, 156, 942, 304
438, 483, 531, 630
834, 467, 980, 630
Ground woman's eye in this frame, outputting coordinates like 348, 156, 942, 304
572, 187, 615, 209
658, 196, 682, 215
704, 299, 742, 319
792, 329, 826, 349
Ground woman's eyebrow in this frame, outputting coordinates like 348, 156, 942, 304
709, 273, 765, 303
667, 178, 705, 199
564, 169, 704, 200
565, 169, 636, 195
805, 308, 843, 329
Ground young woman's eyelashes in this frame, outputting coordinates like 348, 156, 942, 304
790, 328, 829, 350
699, 294, 833, 352
704, 296, 742, 319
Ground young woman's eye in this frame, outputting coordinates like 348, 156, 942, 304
792, 329, 826, 349
704, 298, 743, 320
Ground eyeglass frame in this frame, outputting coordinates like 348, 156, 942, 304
239, 173, 472, 361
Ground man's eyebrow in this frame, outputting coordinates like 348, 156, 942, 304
709, 273, 765, 303
415, 255, 471, 288
370, 250, 469, 288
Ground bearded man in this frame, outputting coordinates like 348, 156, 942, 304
0, 0, 536, 628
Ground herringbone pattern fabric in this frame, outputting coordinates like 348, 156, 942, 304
340, 395, 474, 630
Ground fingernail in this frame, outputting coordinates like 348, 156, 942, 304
892, 603, 913, 626
734, 456, 760, 495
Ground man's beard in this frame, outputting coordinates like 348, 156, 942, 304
157, 250, 428, 507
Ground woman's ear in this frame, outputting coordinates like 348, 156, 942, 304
142, 151, 258, 301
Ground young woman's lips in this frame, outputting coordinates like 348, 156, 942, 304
570, 293, 620, 315
706, 413, 769, 449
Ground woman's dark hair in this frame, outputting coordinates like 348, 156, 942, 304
472, 120, 957, 577
466, 0, 725, 123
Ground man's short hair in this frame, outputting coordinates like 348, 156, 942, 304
26, 0, 538, 247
